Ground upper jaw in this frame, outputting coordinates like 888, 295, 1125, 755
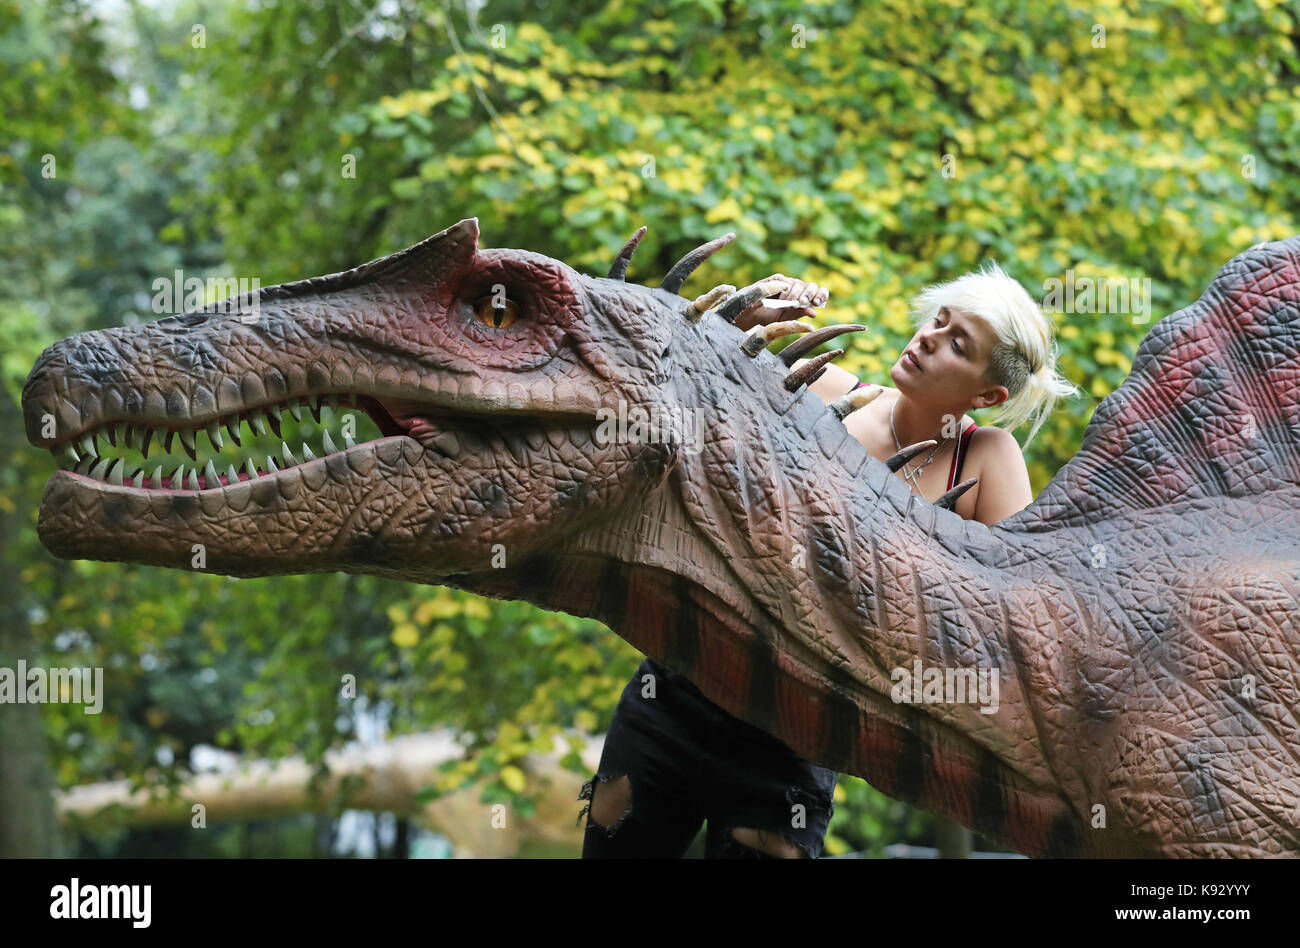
44, 392, 410, 492
23, 325, 608, 493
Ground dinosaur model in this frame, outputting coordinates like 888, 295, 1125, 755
22, 218, 1300, 857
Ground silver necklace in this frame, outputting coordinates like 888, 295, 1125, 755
890, 398, 950, 494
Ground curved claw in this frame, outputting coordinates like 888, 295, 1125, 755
740, 320, 811, 357
784, 349, 842, 392
711, 279, 789, 324
936, 477, 978, 510
829, 383, 884, 420
660, 232, 736, 294
608, 226, 647, 281
778, 324, 868, 367
884, 439, 938, 472
687, 284, 736, 321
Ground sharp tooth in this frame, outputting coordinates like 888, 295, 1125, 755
206, 421, 224, 451
170, 466, 185, 490
73, 455, 95, 475
309, 397, 323, 424
89, 457, 111, 480
163, 430, 175, 453
179, 427, 197, 460
105, 424, 118, 448
266, 456, 279, 473
281, 442, 297, 467
140, 427, 154, 458
301, 442, 316, 461
225, 415, 242, 446
123, 424, 137, 450
250, 410, 268, 436
287, 398, 302, 422
204, 458, 219, 487
131, 468, 144, 488
108, 458, 124, 486
321, 430, 337, 455
243, 458, 258, 480
80, 433, 95, 456
266, 405, 282, 438
187, 469, 199, 491
344, 433, 356, 449
226, 463, 239, 484
61, 444, 80, 466
150, 466, 164, 489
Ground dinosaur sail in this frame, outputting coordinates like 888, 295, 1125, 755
1023, 239, 1300, 529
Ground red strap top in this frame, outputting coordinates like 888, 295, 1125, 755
848, 380, 977, 491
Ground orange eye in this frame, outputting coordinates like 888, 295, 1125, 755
474, 296, 518, 329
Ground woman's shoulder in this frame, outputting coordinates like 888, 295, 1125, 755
967, 423, 1015, 444
965, 425, 1024, 470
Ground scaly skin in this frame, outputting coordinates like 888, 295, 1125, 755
22, 218, 1300, 856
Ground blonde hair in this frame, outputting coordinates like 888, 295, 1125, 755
908, 261, 1080, 450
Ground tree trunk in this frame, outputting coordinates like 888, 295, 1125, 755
0, 382, 59, 856
57, 731, 604, 858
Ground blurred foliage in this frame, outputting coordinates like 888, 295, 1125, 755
2, 0, 1299, 857
380, 591, 637, 819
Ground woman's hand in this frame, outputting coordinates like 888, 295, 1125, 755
734, 274, 830, 331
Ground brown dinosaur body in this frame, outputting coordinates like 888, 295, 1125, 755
22, 219, 1300, 856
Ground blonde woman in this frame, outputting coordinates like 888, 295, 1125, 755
581, 263, 1078, 859
772, 261, 1080, 525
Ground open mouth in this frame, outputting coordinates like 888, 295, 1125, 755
44, 393, 418, 492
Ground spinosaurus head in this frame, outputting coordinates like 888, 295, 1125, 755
22, 218, 827, 582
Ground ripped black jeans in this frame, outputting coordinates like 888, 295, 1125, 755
578, 658, 837, 858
